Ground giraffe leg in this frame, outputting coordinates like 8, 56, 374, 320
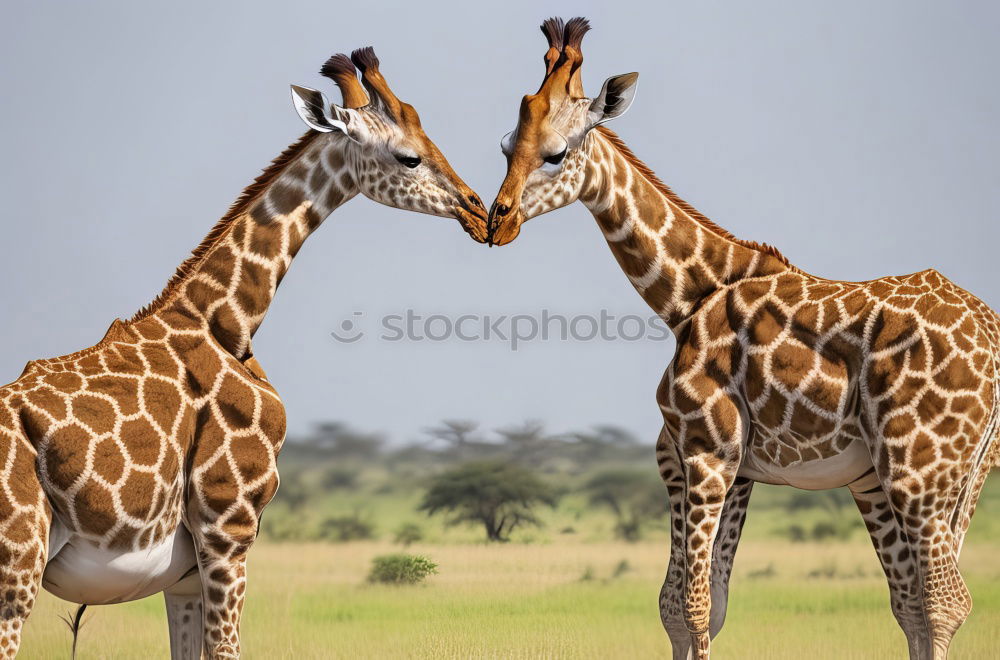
850, 482, 928, 659
707, 476, 753, 638
902, 516, 969, 660
870, 452, 973, 658
185, 426, 279, 659
657, 424, 753, 660
0, 433, 50, 659
659, 390, 744, 660
657, 428, 693, 659
187, 527, 250, 659
164, 570, 204, 660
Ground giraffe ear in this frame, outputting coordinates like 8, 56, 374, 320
290, 85, 348, 134
587, 73, 639, 128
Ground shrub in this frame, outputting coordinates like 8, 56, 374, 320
368, 554, 438, 585
784, 524, 807, 543
319, 466, 359, 491
748, 563, 777, 580
810, 521, 840, 541
393, 522, 424, 547
274, 478, 311, 511
611, 559, 632, 579
807, 560, 839, 579
317, 513, 376, 542
259, 515, 306, 542
582, 468, 665, 542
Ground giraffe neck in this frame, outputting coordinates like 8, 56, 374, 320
137, 131, 358, 357
579, 128, 790, 329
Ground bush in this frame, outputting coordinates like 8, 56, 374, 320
611, 559, 632, 579
259, 515, 306, 542
393, 522, 424, 547
748, 563, 777, 580
582, 468, 665, 542
317, 513, 376, 542
784, 524, 807, 542
319, 466, 359, 491
368, 554, 438, 585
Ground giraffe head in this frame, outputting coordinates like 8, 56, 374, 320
487, 18, 638, 246
292, 47, 489, 242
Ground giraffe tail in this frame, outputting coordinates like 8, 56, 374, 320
59, 604, 87, 659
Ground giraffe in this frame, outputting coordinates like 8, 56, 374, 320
0, 47, 487, 659
487, 17, 1000, 660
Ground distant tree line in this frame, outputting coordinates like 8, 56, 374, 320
280, 419, 650, 472
265, 419, 667, 543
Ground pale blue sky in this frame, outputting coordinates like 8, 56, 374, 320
1, 1, 997, 443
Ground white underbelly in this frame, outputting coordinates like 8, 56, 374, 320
43, 520, 197, 605
737, 436, 875, 490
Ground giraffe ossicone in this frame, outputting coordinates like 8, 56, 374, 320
0, 47, 486, 659
489, 16, 1000, 660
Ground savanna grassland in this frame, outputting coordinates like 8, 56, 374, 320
21, 423, 1000, 659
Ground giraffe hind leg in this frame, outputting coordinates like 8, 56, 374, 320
871, 450, 973, 658
708, 477, 753, 638
164, 570, 204, 660
850, 481, 929, 659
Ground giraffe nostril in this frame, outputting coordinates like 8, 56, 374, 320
468, 194, 484, 210
495, 204, 510, 218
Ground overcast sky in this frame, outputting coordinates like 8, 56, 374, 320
1, 1, 998, 445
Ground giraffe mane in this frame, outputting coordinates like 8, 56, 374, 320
131, 130, 322, 321
595, 126, 793, 268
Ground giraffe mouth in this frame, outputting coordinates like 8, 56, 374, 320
455, 196, 489, 243
486, 201, 523, 247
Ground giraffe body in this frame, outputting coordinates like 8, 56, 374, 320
489, 17, 999, 659
45, 516, 197, 605
0, 48, 486, 658
15, 315, 275, 609
737, 430, 874, 490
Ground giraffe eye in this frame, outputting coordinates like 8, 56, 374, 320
543, 148, 567, 166
395, 154, 422, 169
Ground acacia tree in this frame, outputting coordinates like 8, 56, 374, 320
419, 460, 559, 542
583, 469, 666, 542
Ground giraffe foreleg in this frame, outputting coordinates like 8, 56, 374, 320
0, 432, 49, 659
660, 390, 744, 660
656, 427, 693, 659
657, 421, 752, 660
187, 522, 250, 659
186, 448, 279, 659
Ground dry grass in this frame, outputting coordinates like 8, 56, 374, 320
20, 538, 1000, 659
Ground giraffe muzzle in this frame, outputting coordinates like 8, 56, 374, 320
455, 192, 489, 243
486, 196, 524, 247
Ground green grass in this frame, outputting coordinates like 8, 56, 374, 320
21, 537, 1000, 659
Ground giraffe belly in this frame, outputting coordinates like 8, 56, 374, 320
737, 435, 875, 490
42, 520, 197, 605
